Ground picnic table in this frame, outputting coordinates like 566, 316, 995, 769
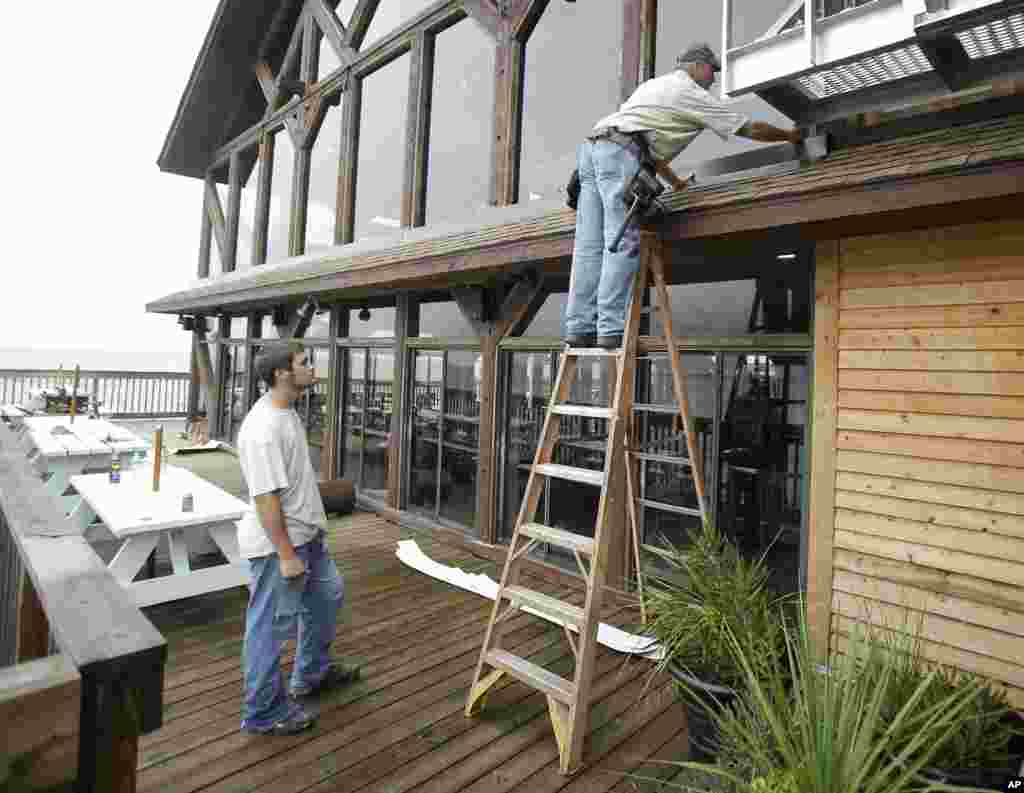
20, 416, 149, 514
69, 465, 249, 607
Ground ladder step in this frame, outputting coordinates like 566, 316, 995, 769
564, 348, 623, 358
520, 523, 595, 556
504, 585, 585, 629
485, 649, 576, 704
533, 463, 605, 487
550, 405, 612, 420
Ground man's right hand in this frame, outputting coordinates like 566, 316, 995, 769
280, 555, 306, 579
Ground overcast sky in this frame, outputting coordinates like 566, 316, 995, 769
2, 0, 793, 364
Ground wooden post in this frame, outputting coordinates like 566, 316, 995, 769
402, 32, 435, 228
253, 134, 274, 266
16, 571, 49, 663
69, 364, 80, 424
621, 0, 657, 102
198, 183, 212, 279
387, 295, 411, 509
335, 77, 362, 245
476, 333, 500, 543
491, 35, 525, 206
152, 426, 163, 493
225, 150, 243, 272
806, 239, 839, 663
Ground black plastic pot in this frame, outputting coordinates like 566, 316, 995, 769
905, 712, 1024, 791
667, 662, 738, 762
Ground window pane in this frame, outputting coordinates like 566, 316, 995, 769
294, 347, 330, 478
440, 351, 481, 532
268, 131, 295, 264
426, 20, 495, 226
500, 352, 552, 541
409, 351, 442, 514
521, 2, 621, 202
416, 299, 477, 338
230, 318, 247, 339
348, 306, 396, 338
362, 350, 394, 495
340, 349, 364, 483
307, 97, 342, 254
359, 0, 438, 51
642, 506, 702, 552
519, 290, 566, 337
354, 57, 409, 242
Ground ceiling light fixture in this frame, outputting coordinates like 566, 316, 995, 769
777, 252, 797, 260
358, 306, 371, 322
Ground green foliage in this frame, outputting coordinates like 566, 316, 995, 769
643, 522, 789, 691
670, 603, 997, 793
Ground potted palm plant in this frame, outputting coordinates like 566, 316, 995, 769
643, 522, 790, 761
678, 604, 1004, 793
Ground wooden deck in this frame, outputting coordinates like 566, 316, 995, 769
135, 512, 691, 793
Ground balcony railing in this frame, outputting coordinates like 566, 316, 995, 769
0, 424, 167, 791
723, 0, 1024, 121
0, 368, 191, 419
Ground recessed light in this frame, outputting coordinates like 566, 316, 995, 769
777, 252, 797, 260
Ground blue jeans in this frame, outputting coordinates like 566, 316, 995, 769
240, 530, 345, 730
564, 139, 643, 338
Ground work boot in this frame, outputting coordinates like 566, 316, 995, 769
597, 335, 622, 350
564, 334, 597, 348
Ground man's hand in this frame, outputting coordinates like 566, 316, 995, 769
280, 554, 306, 579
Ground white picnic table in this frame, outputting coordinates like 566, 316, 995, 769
21, 416, 149, 513
69, 465, 249, 607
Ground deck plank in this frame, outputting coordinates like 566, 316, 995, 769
135, 512, 682, 792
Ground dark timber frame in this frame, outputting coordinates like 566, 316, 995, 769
187, 0, 658, 547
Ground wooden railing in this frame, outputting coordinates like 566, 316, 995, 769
0, 424, 167, 792
0, 369, 191, 419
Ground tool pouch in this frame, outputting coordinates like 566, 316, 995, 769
566, 168, 581, 210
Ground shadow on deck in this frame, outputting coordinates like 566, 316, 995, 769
136, 512, 692, 793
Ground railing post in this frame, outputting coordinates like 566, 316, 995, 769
16, 570, 49, 663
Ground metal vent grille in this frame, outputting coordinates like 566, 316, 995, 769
956, 12, 1024, 59
794, 43, 933, 99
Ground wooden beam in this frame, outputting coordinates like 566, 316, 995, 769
0, 654, 80, 791
346, 0, 382, 50
807, 239, 839, 663
204, 175, 228, 263
308, 0, 358, 64
253, 134, 274, 266
491, 36, 525, 205
16, 571, 48, 663
224, 150, 243, 273
255, 61, 306, 148
402, 32, 435, 228
198, 183, 211, 279
461, 0, 502, 37
387, 294, 412, 509
275, 9, 307, 104
452, 286, 489, 335
335, 78, 362, 245
621, 0, 657, 102
510, 0, 550, 42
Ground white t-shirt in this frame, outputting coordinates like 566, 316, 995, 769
593, 70, 750, 163
235, 392, 325, 559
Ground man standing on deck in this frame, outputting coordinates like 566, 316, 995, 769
564, 43, 803, 349
236, 341, 360, 735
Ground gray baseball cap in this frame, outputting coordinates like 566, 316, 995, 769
676, 43, 722, 72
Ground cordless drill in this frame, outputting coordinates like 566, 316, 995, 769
608, 166, 694, 253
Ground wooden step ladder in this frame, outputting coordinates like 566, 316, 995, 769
463, 231, 709, 774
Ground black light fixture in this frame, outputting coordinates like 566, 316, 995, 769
358, 306, 371, 322
177, 315, 195, 332
272, 305, 289, 326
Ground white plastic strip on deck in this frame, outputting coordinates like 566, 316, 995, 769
395, 539, 664, 661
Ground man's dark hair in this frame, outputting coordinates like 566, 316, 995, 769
255, 341, 305, 389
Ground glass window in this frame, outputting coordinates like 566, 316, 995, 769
362, 349, 394, 494
268, 130, 296, 264
293, 347, 331, 477
408, 351, 443, 515
317, 3, 354, 82
518, 290, 567, 337
219, 344, 248, 445
416, 299, 477, 338
656, 0, 795, 166
347, 306, 396, 338
339, 348, 365, 484
426, 20, 495, 226
521, 3, 622, 203
229, 317, 248, 339
259, 315, 280, 340
306, 96, 343, 254
359, 0, 438, 51
354, 57, 409, 242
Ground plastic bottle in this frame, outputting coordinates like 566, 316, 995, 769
109, 450, 121, 484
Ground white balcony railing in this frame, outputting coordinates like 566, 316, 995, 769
723, 0, 1024, 118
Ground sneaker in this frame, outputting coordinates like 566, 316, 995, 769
242, 702, 317, 736
291, 664, 361, 699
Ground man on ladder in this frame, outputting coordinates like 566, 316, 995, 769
464, 43, 804, 776
564, 42, 802, 350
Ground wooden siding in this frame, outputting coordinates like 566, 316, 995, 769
822, 217, 1024, 707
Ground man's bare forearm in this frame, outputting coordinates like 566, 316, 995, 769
654, 160, 691, 190
737, 121, 802, 144
254, 493, 298, 561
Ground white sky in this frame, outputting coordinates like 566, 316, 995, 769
2, 3, 213, 357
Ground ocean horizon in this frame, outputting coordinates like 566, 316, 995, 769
0, 346, 191, 373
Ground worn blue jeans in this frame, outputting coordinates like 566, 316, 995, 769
240, 530, 344, 730
564, 139, 644, 338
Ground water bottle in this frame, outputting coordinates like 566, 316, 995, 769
109, 450, 121, 484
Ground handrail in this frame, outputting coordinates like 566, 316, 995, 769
0, 424, 167, 792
